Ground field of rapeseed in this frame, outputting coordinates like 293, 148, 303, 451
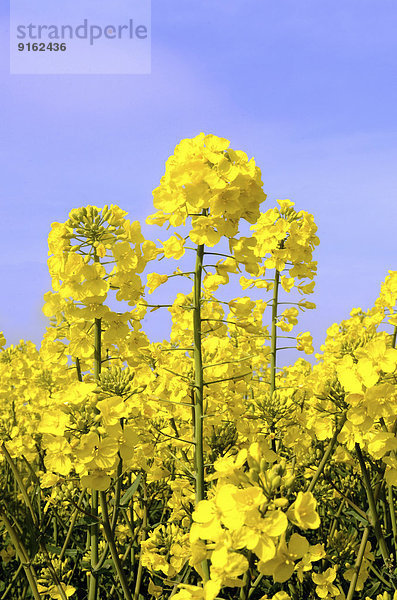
0, 134, 396, 600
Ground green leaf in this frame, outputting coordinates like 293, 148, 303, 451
116, 474, 142, 507
64, 549, 81, 558
366, 580, 381, 596
93, 559, 114, 574
46, 544, 62, 555
46, 544, 81, 558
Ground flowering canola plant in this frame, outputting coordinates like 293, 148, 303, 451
0, 133, 396, 600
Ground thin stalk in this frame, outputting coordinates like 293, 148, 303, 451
346, 526, 370, 600
93, 458, 123, 572
380, 416, 397, 562
87, 497, 99, 598
75, 357, 82, 381
388, 484, 397, 555
346, 476, 390, 600
169, 565, 192, 597
88, 315, 102, 600
193, 241, 205, 505
239, 551, 255, 600
247, 573, 264, 599
94, 318, 101, 380
60, 490, 86, 560
39, 545, 68, 600
307, 413, 347, 493
129, 479, 135, 572
328, 498, 345, 542
369, 562, 395, 588
1, 451, 68, 600
108, 540, 135, 598
0, 443, 38, 527
111, 458, 123, 533
269, 268, 280, 400
269, 266, 280, 451
0, 508, 41, 600
0, 562, 23, 600
22, 454, 42, 523
355, 443, 393, 576
380, 486, 391, 536
99, 491, 133, 600
133, 475, 148, 600
204, 372, 251, 386
53, 516, 58, 545
321, 475, 368, 521
192, 233, 210, 582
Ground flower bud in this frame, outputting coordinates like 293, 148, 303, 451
271, 475, 282, 490
248, 468, 259, 483
260, 458, 268, 473
283, 474, 295, 489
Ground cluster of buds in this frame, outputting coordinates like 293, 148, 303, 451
98, 366, 136, 397
247, 455, 295, 496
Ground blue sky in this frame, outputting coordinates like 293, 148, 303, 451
1, 0, 396, 362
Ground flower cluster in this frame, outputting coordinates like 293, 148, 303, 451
0, 136, 396, 600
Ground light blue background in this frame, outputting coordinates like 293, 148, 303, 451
1, 1, 396, 365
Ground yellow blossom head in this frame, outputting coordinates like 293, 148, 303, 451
147, 133, 267, 244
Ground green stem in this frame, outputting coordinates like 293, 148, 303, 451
369, 562, 394, 588
355, 443, 393, 576
108, 541, 135, 598
94, 318, 102, 381
388, 484, 397, 556
0, 472, 67, 600
0, 562, 23, 600
269, 268, 280, 402
112, 458, 123, 533
247, 573, 264, 599
39, 545, 68, 600
239, 551, 255, 600
88, 316, 102, 600
346, 526, 370, 600
0, 507, 41, 600
93, 458, 123, 572
75, 356, 82, 381
193, 241, 205, 500
0, 443, 38, 527
133, 475, 148, 600
87, 491, 99, 600
328, 498, 345, 543
99, 491, 133, 600
60, 490, 86, 560
0, 458, 67, 599
346, 476, 392, 600
307, 413, 347, 493
192, 236, 210, 582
